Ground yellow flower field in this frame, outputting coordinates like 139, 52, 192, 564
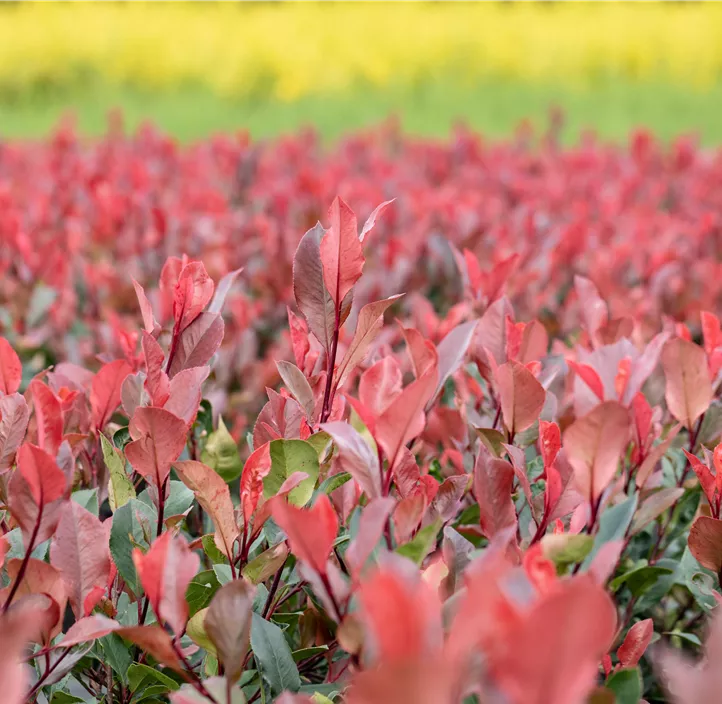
1, 2, 720, 101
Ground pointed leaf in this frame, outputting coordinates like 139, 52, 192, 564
17, 443, 66, 505
0, 393, 29, 471
0, 337, 21, 395
168, 312, 224, 378
30, 379, 62, 456
662, 338, 713, 429
473, 449, 516, 539
101, 433, 135, 512
202, 416, 243, 483
208, 267, 243, 314
277, 360, 316, 421
320, 196, 362, 306
251, 612, 302, 693
91, 360, 133, 430
496, 360, 546, 435
321, 421, 381, 499
617, 619, 654, 668
688, 516, 722, 573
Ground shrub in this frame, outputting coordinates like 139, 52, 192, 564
1, 128, 722, 703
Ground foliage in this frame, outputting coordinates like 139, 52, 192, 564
0, 3, 720, 102
2, 133, 722, 703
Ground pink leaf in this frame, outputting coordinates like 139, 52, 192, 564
359, 357, 403, 418
345, 497, 396, 579
320, 196, 363, 306
433, 319, 478, 402
164, 366, 209, 425
168, 312, 224, 378
684, 449, 717, 508
375, 369, 438, 470
567, 360, 605, 401
335, 294, 404, 389
322, 421, 382, 499
60, 614, 121, 647
173, 261, 214, 333
208, 267, 243, 314
29, 379, 63, 456
635, 423, 683, 489
17, 443, 66, 505
125, 407, 187, 493
495, 360, 546, 435
473, 449, 517, 539
133, 532, 199, 635
0, 393, 30, 472
293, 223, 335, 353
132, 278, 157, 334
142, 331, 170, 407
50, 501, 111, 618
174, 460, 239, 561
662, 337, 713, 429
0, 337, 21, 395
0, 609, 45, 704
574, 275, 608, 340
276, 360, 315, 421
617, 618, 654, 668
489, 576, 616, 704
563, 401, 630, 503
359, 199, 394, 243
90, 359, 133, 430
239, 442, 272, 528
401, 326, 439, 381
271, 494, 338, 574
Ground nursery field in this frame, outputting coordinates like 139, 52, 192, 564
1, 122, 722, 703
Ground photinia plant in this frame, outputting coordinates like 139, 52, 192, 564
2, 125, 722, 703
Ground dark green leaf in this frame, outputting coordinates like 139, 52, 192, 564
109, 498, 157, 595
250, 612, 301, 694
186, 570, 221, 616
605, 668, 642, 704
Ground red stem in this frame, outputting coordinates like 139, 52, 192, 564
3, 499, 43, 614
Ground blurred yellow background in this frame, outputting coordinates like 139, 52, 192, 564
1, 2, 721, 141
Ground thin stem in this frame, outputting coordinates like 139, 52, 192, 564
262, 558, 287, 618
25, 648, 72, 700
172, 638, 219, 703
3, 500, 43, 614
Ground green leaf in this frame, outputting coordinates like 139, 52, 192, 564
186, 570, 221, 616
100, 632, 133, 684
306, 431, 331, 458
49, 693, 89, 704
292, 645, 329, 662
113, 426, 132, 451
250, 612, 301, 694
242, 543, 288, 585
541, 533, 594, 570
102, 432, 135, 512
396, 521, 441, 565
201, 534, 227, 564
315, 472, 351, 498
213, 564, 234, 586
71, 488, 98, 515
201, 416, 243, 483
128, 663, 180, 692
196, 398, 214, 436
582, 495, 638, 571
138, 480, 194, 518
609, 564, 674, 596
663, 631, 702, 647
109, 498, 157, 595
605, 667, 642, 704
264, 439, 320, 506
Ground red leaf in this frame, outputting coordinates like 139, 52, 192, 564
539, 421, 561, 471
293, 223, 335, 353
60, 614, 121, 647
208, 267, 243, 314
90, 359, 132, 430
174, 460, 239, 562
276, 360, 315, 421
433, 320, 478, 403
271, 494, 338, 574
287, 307, 311, 370
357, 558, 442, 665
164, 365, 209, 425
320, 196, 363, 306
0, 393, 30, 472
473, 449, 517, 539
116, 624, 185, 672
688, 516, 722, 573
359, 356, 403, 418
335, 294, 404, 389
29, 379, 62, 456
359, 199, 394, 243
495, 360, 546, 435
239, 442, 272, 528
125, 407, 187, 493
168, 312, 224, 378
617, 618, 654, 668
133, 531, 199, 635
401, 326, 439, 381
132, 278, 158, 334
489, 576, 617, 704
374, 369, 438, 470
563, 401, 630, 503
662, 337, 713, 429
345, 496, 396, 579
0, 337, 21, 395
567, 360, 605, 401
634, 423, 682, 489
142, 331, 170, 407
574, 275, 608, 341
50, 501, 111, 618
173, 261, 214, 332
322, 421, 382, 499
17, 443, 66, 505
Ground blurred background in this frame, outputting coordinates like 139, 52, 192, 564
0, 1, 721, 143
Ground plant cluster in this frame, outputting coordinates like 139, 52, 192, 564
2, 128, 722, 703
